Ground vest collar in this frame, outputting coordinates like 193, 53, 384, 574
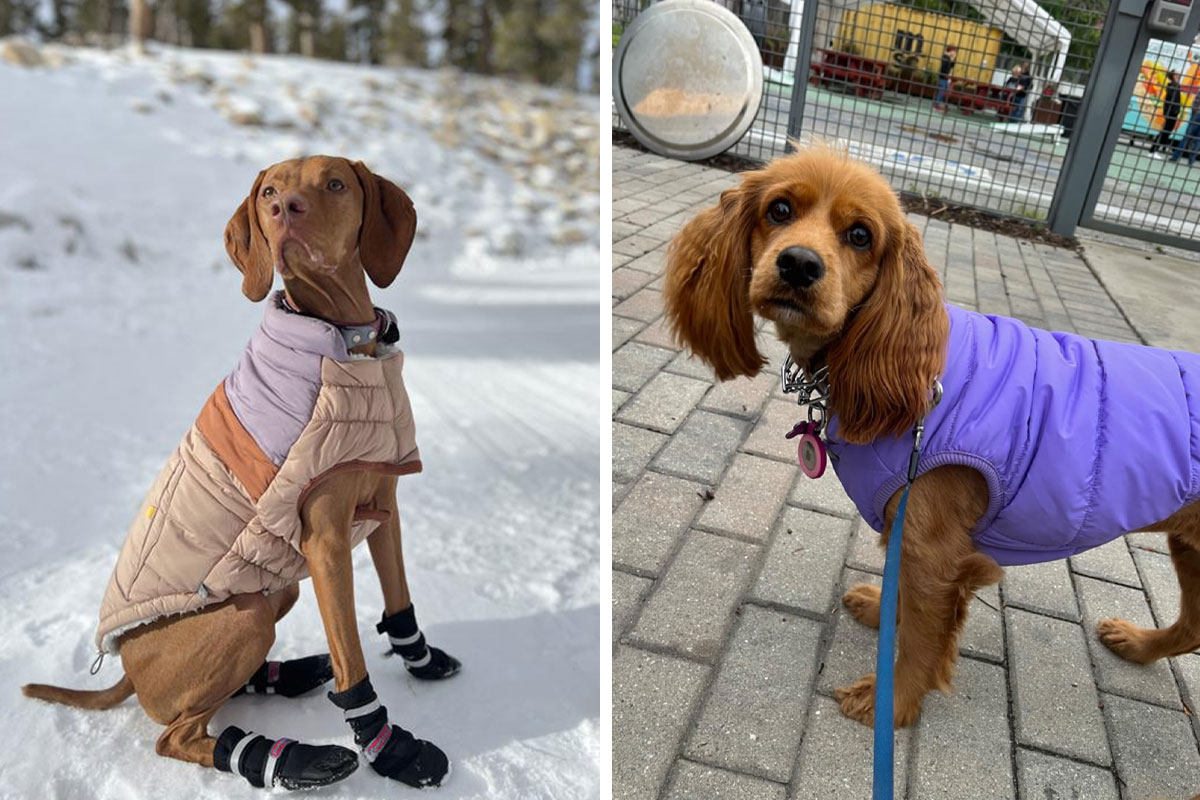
263, 291, 398, 361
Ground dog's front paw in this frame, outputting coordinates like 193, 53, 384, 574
835, 674, 922, 728
835, 674, 877, 726
329, 675, 451, 789
842, 584, 883, 629
406, 646, 462, 681
1097, 617, 1157, 664
370, 732, 450, 789
378, 606, 462, 681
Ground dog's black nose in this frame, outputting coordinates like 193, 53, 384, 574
777, 247, 825, 289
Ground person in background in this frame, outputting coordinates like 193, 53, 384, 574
1151, 70, 1182, 159
1008, 63, 1033, 122
934, 46, 957, 112
1170, 99, 1200, 166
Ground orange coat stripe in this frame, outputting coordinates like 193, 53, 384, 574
195, 381, 278, 501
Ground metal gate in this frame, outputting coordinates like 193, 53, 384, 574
1048, 0, 1200, 250
613, 0, 1200, 249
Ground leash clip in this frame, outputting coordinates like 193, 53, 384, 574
906, 378, 942, 483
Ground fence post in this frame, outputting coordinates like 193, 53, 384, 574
1046, 0, 1151, 238
786, 0, 821, 146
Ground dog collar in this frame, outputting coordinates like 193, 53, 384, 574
280, 294, 400, 349
781, 355, 831, 434
781, 355, 833, 477
780, 354, 943, 479
336, 309, 400, 350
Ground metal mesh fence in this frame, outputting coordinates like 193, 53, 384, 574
615, 0, 1102, 222
1086, 38, 1200, 242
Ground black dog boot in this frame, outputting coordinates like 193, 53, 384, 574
328, 675, 450, 788
236, 654, 334, 697
214, 725, 358, 790
377, 605, 461, 680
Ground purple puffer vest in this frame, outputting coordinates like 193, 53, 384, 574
827, 304, 1200, 567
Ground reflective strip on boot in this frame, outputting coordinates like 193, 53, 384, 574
342, 696, 382, 721
229, 731, 259, 777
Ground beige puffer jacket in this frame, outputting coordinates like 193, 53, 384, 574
96, 293, 421, 654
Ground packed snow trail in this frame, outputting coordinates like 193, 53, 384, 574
0, 43, 600, 800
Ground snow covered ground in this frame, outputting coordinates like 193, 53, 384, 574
0, 42, 600, 799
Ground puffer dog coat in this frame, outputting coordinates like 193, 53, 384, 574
97, 292, 421, 653
828, 304, 1200, 567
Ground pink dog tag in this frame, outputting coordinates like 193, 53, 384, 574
785, 422, 827, 479
798, 431, 827, 478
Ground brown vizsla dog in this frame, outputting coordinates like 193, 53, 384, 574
23, 156, 460, 791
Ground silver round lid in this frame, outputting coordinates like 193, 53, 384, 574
614, 0, 764, 161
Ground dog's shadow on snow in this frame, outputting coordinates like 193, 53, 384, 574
211, 604, 599, 797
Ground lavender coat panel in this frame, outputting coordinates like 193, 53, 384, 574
224, 292, 359, 465
828, 305, 1200, 567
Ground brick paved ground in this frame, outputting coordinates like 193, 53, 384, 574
611, 144, 1200, 800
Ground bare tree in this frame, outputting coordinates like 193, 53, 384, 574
282, 0, 319, 57
247, 0, 269, 52
385, 0, 428, 66
129, 0, 153, 48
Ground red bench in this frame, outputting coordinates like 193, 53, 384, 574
946, 77, 1017, 117
809, 49, 888, 100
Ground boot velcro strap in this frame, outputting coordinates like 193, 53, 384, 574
265, 738, 295, 786
363, 722, 393, 763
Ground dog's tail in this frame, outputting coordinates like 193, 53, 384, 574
22, 675, 134, 710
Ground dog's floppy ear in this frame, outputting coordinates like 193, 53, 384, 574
351, 160, 417, 288
827, 220, 948, 444
663, 182, 765, 381
224, 170, 274, 301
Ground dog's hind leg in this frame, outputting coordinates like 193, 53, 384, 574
1100, 506, 1200, 663
123, 592, 357, 789
233, 584, 337, 699
156, 706, 221, 766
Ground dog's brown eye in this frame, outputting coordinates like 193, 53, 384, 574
262, 186, 276, 198
847, 224, 872, 250
767, 200, 792, 224
327, 179, 345, 192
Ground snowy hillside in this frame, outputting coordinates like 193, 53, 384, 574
0, 42, 600, 799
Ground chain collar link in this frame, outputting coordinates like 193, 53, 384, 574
781, 354, 831, 436
781, 353, 944, 454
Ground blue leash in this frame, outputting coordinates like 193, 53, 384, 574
872, 480, 911, 800
872, 393, 937, 800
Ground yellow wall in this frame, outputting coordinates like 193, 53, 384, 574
835, 4, 1004, 85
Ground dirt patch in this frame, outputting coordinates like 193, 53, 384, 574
900, 194, 1078, 250
614, 134, 1078, 250
900, 124, 958, 145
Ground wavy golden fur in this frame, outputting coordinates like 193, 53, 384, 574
664, 147, 946, 442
